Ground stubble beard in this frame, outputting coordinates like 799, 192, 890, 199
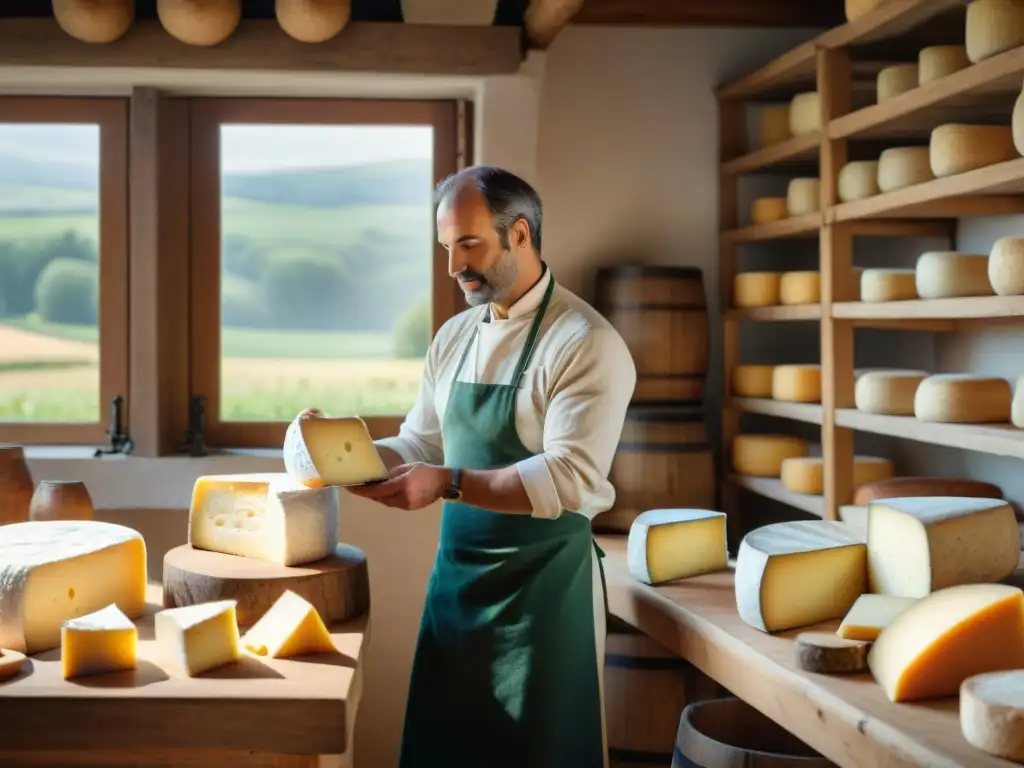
462, 249, 519, 307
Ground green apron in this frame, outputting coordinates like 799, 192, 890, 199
399, 276, 607, 768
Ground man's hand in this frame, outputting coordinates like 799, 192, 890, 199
346, 462, 450, 511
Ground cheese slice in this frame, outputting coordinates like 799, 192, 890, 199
868, 583, 1024, 702
961, 670, 1024, 762
241, 590, 336, 659
626, 509, 728, 585
735, 520, 867, 633
283, 413, 389, 487
61, 603, 138, 680
0, 521, 147, 654
188, 473, 340, 566
867, 497, 1021, 598
837, 594, 919, 641
155, 600, 241, 677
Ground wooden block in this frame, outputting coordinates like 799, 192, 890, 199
794, 632, 870, 674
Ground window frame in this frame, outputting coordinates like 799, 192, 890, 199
0, 96, 130, 446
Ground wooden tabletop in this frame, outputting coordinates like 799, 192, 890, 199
596, 534, 1017, 768
0, 584, 366, 755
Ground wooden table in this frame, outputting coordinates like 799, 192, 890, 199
597, 534, 1017, 768
0, 584, 366, 767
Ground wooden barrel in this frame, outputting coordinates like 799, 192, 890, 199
0, 444, 33, 525
606, 618, 726, 767
594, 406, 717, 533
672, 697, 837, 767
595, 265, 708, 406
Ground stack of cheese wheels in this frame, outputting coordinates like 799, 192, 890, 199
733, 272, 781, 308
930, 124, 1017, 178
855, 369, 928, 415
789, 92, 820, 136
861, 268, 917, 302
53, 0, 134, 43
750, 197, 788, 225
878, 146, 934, 192
780, 455, 893, 496
731, 434, 808, 477
779, 271, 820, 305
731, 365, 775, 398
276, 0, 352, 43
757, 105, 792, 148
771, 364, 821, 403
838, 161, 880, 201
786, 178, 820, 215
877, 64, 919, 103
966, 0, 1024, 64
914, 373, 1013, 423
916, 251, 994, 299
989, 236, 1024, 295
1014, 375, 1024, 427
157, 0, 241, 46
919, 45, 970, 84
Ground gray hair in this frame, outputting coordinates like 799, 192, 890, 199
435, 165, 543, 252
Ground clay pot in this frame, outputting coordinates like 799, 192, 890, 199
29, 480, 95, 522
0, 445, 33, 525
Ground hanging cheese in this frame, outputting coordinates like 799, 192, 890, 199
786, 178, 820, 216
845, 0, 886, 20
283, 412, 389, 487
1014, 376, 1024, 428
914, 374, 1012, 423
735, 520, 867, 634
838, 161, 880, 202
731, 434, 808, 477
860, 268, 917, 302
733, 272, 781, 308
961, 670, 1024, 762
837, 594, 919, 641
930, 124, 1017, 177
779, 271, 820, 305
965, 0, 1024, 64
915, 251, 993, 299
750, 198, 788, 225
732, 365, 775, 398
867, 496, 1021, 598
626, 509, 728, 585
989, 237, 1024, 295
877, 147, 934, 192
919, 45, 971, 84
155, 600, 241, 677
877, 64, 919, 103
780, 455, 894, 496
156, 0, 241, 46
771, 364, 821, 403
789, 92, 821, 137
854, 369, 927, 415
61, 604, 137, 680
757, 105, 792, 148
53, 0, 134, 43
275, 0, 351, 43
853, 476, 1003, 506
241, 590, 336, 658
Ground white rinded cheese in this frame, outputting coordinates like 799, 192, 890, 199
877, 64, 919, 103
989, 237, 1024, 295
757, 105, 792, 148
789, 92, 821, 136
780, 455, 894, 496
867, 496, 1021, 598
732, 365, 775, 398
838, 161, 880, 202
966, 0, 1024, 63
845, 0, 886, 20
750, 197, 788, 225
0, 521, 147, 654
837, 593, 919, 641
779, 271, 820, 305
155, 600, 241, 677
1014, 376, 1024, 428
919, 45, 971, 84
878, 147, 934, 192
61, 603, 137, 680
241, 590, 336, 659
915, 251, 993, 299
189, 473, 340, 567
961, 670, 1024, 761
855, 369, 927, 415
733, 272, 781, 308
283, 413, 388, 487
860, 268, 917, 302
626, 509, 728, 585
930, 124, 1017, 177
771, 364, 821, 403
731, 434, 808, 477
914, 374, 1012, 423
735, 520, 867, 633
786, 178, 820, 216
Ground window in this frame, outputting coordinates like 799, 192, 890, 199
0, 98, 129, 445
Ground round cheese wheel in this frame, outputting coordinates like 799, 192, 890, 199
787, 178, 820, 216
965, 0, 1024, 64
157, 0, 241, 46
780, 455, 894, 495
855, 369, 928, 414
779, 271, 820, 305
878, 147, 934, 192
733, 272, 782, 308
838, 161, 880, 202
731, 434, 808, 478
732, 365, 775, 398
276, 0, 351, 43
860, 268, 917, 302
853, 476, 1003, 506
845, 0, 886, 21
914, 374, 1013, 423
53, 0, 134, 43
989, 237, 1024, 295
757, 105, 793, 148
915, 251, 993, 299
795, 632, 870, 674
771, 364, 821, 403
789, 92, 821, 137
877, 64, 919, 103
751, 198, 788, 225
919, 45, 971, 84
961, 670, 1024, 761
1013, 375, 1024, 428
930, 124, 1018, 178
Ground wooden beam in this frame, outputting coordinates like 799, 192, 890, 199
525, 0, 585, 49
573, 0, 845, 27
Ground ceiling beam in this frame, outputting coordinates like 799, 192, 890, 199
573, 0, 845, 28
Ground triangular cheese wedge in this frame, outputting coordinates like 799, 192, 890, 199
61, 603, 138, 680
242, 590, 336, 659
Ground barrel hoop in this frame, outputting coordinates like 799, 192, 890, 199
636, 373, 706, 380
616, 442, 711, 454
605, 652, 694, 670
608, 747, 676, 764
597, 301, 708, 312
595, 264, 704, 280
672, 744, 703, 767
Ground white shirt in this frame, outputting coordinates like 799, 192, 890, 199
376, 268, 637, 520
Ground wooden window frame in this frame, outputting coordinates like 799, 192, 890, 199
0, 97, 129, 446
189, 97, 462, 449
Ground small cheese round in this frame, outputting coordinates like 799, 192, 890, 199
779, 271, 820, 305
758, 105, 793, 148
914, 374, 1013, 423
989, 237, 1024, 295
877, 64, 919, 103
786, 178, 820, 216
275, 0, 351, 43
734, 272, 782, 308
860, 268, 918, 302
878, 147, 934, 192
916, 251, 993, 299
838, 161, 880, 202
919, 45, 971, 84
855, 370, 928, 414
961, 670, 1024, 761
771, 364, 821, 403
930, 124, 1018, 178
780, 455, 894, 496
789, 92, 821, 137
1013, 376, 1024, 428
731, 434, 808, 477
965, 0, 1024, 64
157, 0, 241, 46
795, 632, 870, 674
53, 0, 134, 43
751, 197, 789, 225
732, 365, 776, 398
845, 0, 886, 21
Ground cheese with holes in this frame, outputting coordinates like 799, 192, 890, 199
916, 251, 993, 299
732, 365, 775, 398
861, 268, 917, 302
838, 161, 880, 202
789, 92, 820, 136
989, 237, 1024, 295
757, 105, 792, 148
735, 520, 867, 633
919, 45, 971, 83
853, 476, 1003, 506
733, 272, 781, 308
868, 583, 1024, 702
846, 0, 886, 20
241, 590, 336, 659
751, 198, 788, 225
855, 369, 927, 414
155, 600, 241, 677
867, 497, 1021, 597
966, 0, 1024, 63
779, 271, 820, 305
914, 374, 1012, 423
787, 178, 820, 215
61, 603, 137, 680
837, 594, 919, 641
0, 521, 147, 654
626, 509, 728, 585
877, 64, 919, 103
1014, 376, 1024, 428
771, 364, 821, 403
961, 670, 1024, 761
283, 413, 388, 487
878, 147, 934, 192
780, 455, 894, 496
930, 124, 1017, 177
731, 434, 808, 477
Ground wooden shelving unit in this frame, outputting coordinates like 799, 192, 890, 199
718, 0, 1024, 531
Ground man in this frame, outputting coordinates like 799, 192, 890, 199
347, 165, 636, 767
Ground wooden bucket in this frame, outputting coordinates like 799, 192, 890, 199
0, 444, 33, 526
594, 265, 708, 406
606, 618, 726, 767
594, 406, 717, 533
672, 697, 837, 767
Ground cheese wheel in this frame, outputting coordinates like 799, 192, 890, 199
779, 271, 820, 305
771, 364, 821, 403
157, 0, 241, 46
838, 161, 880, 202
966, 0, 1024, 64
916, 251, 993, 299
860, 268, 917, 302
731, 434, 808, 477
275, 0, 351, 43
733, 272, 781, 308
914, 374, 1013, 423
989, 237, 1024, 295
845, 0, 886, 21
732, 365, 775, 398
1013, 375, 1024, 428
751, 198, 788, 225
1013, 88, 1024, 156
789, 92, 821, 137
855, 369, 927, 415
853, 476, 1003, 506
53, 0, 134, 43
877, 64, 919, 103
961, 670, 1024, 762
786, 178, 820, 216
919, 45, 971, 84
878, 147, 934, 192
780, 455, 894, 496
930, 124, 1017, 178
795, 632, 869, 674
758, 105, 792, 148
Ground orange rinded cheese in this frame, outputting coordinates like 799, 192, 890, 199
732, 365, 775, 398
771, 364, 821, 403
733, 272, 781, 308
731, 434, 808, 477
780, 455, 893, 496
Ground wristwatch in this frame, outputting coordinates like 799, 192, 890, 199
442, 468, 463, 501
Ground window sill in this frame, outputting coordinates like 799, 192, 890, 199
23, 446, 282, 461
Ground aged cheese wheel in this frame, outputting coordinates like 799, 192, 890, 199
771, 364, 821, 403
930, 124, 1017, 177
861, 268, 917, 302
757, 105, 793, 148
157, 0, 241, 46
276, 0, 351, 42
731, 434, 808, 478
780, 456, 894, 496
966, 0, 1024, 64
1013, 376, 1024, 428
961, 670, 1024, 761
751, 197, 788, 225
779, 271, 820, 305
53, 0, 134, 43
989, 237, 1024, 295
795, 632, 870, 674
878, 147, 934, 192
838, 161, 880, 202
877, 64, 919, 103
733, 272, 781, 308
789, 92, 821, 136
846, 0, 887, 21
919, 45, 971, 84
855, 369, 927, 414
732, 365, 775, 398
853, 476, 1003, 506
787, 178, 820, 216
916, 251, 993, 299
914, 374, 1013, 423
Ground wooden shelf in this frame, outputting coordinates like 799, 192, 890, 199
833, 296, 1024, 321
721, 213, 822, 243
726, 305, 821, 322
729, 397, 823, 424
835, 409, 1024, 459
721, 132, 820, 175
729, 475, 826, 518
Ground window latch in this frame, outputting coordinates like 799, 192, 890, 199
94, 394, 134, 458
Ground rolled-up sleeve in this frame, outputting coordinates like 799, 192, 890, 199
516, 326, 636, 520
375, 343, 445, 466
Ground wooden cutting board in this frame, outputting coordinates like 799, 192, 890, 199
163, 543, 369, 626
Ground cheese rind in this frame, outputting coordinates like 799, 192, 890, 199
733, 272, 781, 308
877, 64, 919, 103
795, 632, 870, 674
1014, 375, 1024, 428
838, 161, 880, 202
854, 369, 927, 415
930, 124, 1017, 177
853, 476, 1003, 506
860, 268, 917, 302
914, 374, 1012, 423
241, 590, 336, 659
0, 521, 147, 654
919, 45, 971, 83
732, 365, 775, 398
155, 600, 241, 677
779, 271, 820, 305
878, 147, 934, 192
757, 105, 792, 148
771, 364, 821, 403
989, 236, 1024, 296
61, 603, 137, 680
961, 670, 1024, 761
626, 509, 728, 585
731, 434, 808, 477
837, 594, 919, 641
283, 413, 389, 487
916, 251, 993, 299
780, 455, 893, 496
751, 198, 788, 225
789, 92, 821, 136
966, 0, 1024, 63
786, 178, 820, 216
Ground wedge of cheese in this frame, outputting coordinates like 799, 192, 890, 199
0, 521, 147, 654
735, 521, 867, 633
189, 473, 340, 566
867, 497, 1021, 598
61, 603, 138, 680
155, 600, 240, 677
241, 590, 336, 659
626, 509, 728, 585
283, 413, 389, 487
837, 594, 919, 641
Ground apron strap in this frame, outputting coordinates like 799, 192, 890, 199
512, 275, 556, 387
